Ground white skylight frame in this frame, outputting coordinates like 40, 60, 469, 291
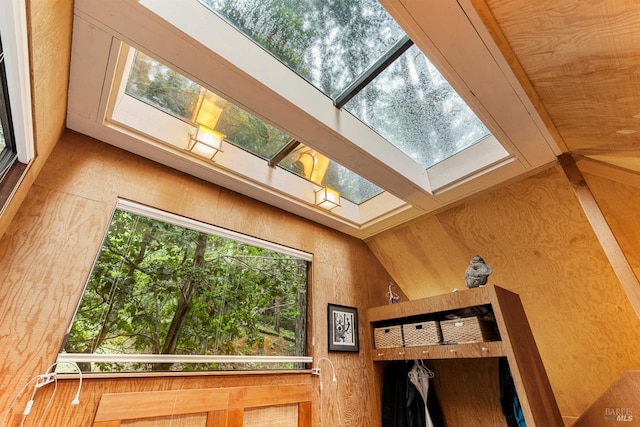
104, 43, 410, 228
67, 0, 561, 238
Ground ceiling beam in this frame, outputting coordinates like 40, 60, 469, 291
559, 154, 640, 320
575, 156, 640, 190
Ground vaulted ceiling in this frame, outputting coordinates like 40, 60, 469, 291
61, 0, 640, 238
482, 0, 640, 171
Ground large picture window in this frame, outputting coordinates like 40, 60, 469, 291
59, 200, 311, 373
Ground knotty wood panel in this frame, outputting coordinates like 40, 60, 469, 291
366, 167, 640, 419
0, 132, 395, 427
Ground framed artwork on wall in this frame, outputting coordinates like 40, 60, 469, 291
328, 303, 359, 352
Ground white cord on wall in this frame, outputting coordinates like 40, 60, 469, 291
311, 356, 339, 427
1, 361, 83, 427
311, 356, 337, 390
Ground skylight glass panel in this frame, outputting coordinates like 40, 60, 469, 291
198, 0, 406, 99
345, 45, 491, 169
124, 50, 383, 204
197, 0, 492, 170
125, 52, 291, 159
279, 144, 383, 204
125, 51, 201, 121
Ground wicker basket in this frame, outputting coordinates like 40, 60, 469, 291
402, 321, 442, 347
440, 316, 498, 343
374, 325, 403, 348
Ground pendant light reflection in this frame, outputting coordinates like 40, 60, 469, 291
188, 90, 225, 160
188, 125, 224, 160
315, 186, 341, 210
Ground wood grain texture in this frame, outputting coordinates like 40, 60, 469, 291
483, 0, 640, 155
582, 165, 640, 298
572, 371, 640, 427
226, 409, 243, 427
94, 388, 231, 421
0, 0, 73, 240
121, 414, 207, 426
94, 385, 309, 426
429, 358, 507, 427
467, 0, 567, 152
206, 410, 227, 427
29, 0, 74, 172
298, 401, 312, 427
367, 286, 562, 426
366, 167, 640, 419
491, 287, 563, 425
0, 132, 395, 427
559, 155, 640, 319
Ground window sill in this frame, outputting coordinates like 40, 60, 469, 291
56, 369, 313, 380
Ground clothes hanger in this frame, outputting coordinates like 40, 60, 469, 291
413, 359, 435, 378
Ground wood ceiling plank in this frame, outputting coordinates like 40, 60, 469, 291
485, 0, 640, 155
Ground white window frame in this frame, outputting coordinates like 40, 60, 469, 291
59, 199, 313, 371
0, 0, 34, 164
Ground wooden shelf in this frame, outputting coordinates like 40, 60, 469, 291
371, 341, 505, 361
368, 285, 496, 324
366, 285, 563, 427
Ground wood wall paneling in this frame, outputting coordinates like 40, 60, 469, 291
0, 0, 74, 240
0, 133, 395, 426
12, 1, 640, 425
429, 358, 507, 427
559, 155, 640, 319
91, 384, 311, 426
365, 215, 470, 298
366, 167, 640, 420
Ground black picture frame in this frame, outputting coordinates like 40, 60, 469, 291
328, 303, 359, 352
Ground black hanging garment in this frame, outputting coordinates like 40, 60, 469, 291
381, 361, 444, 427
499, 357, 526, 427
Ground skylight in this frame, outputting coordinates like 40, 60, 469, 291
199, 0, 406, 99
343, 44, 490, 168
68, 0, 561, 238
124, 50, 383, 204
198, 0, 491, 168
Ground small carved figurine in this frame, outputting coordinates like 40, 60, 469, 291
465, 255, 492, 288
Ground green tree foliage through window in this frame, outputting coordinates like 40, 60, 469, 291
61, 204, 309, 372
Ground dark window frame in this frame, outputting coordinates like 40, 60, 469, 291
0, 34, 18, 179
